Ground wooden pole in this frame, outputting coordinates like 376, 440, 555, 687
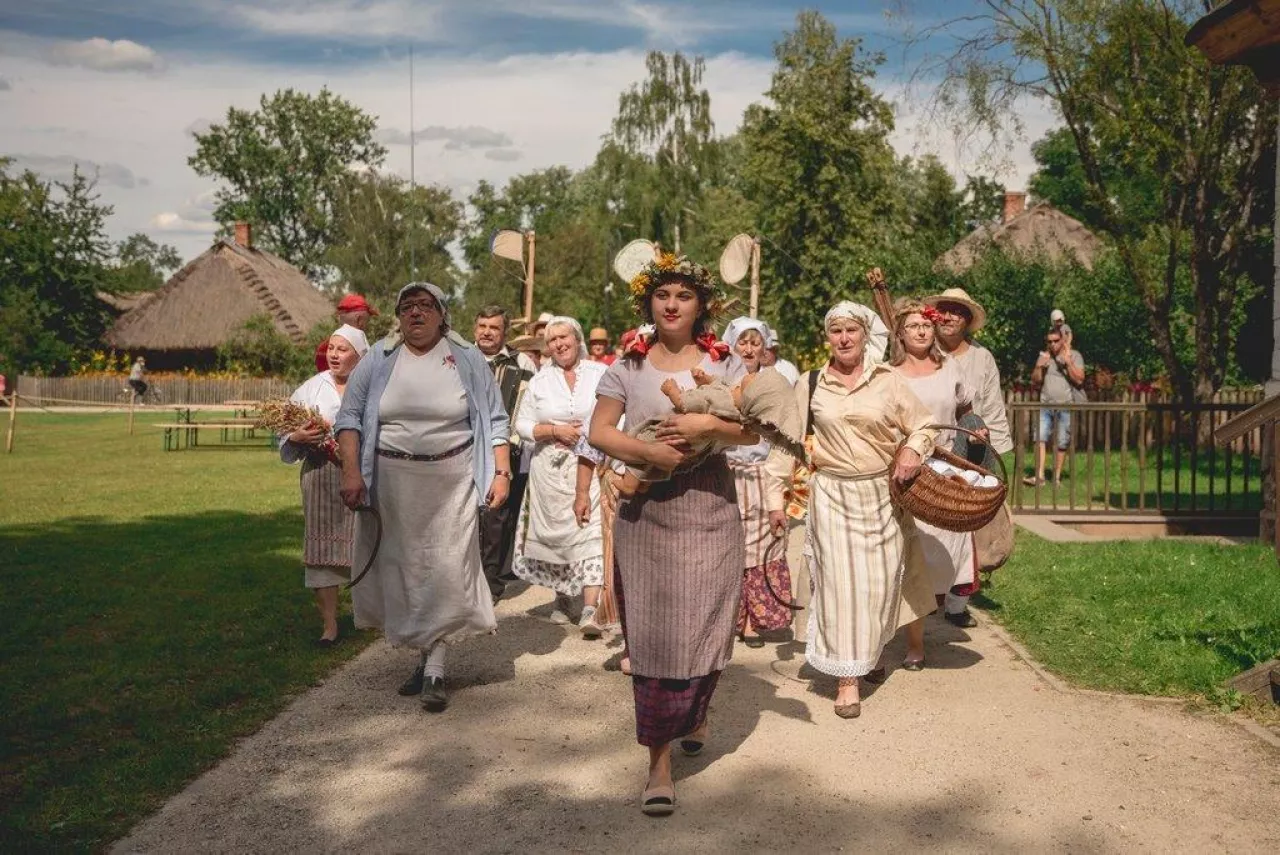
523, 230, 537, 326
749, 238, 761, 319
5, 392, 16, 453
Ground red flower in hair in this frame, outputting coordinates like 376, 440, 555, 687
621, 327, 652, 357
921, 306, 944, 325
695, 331, 731, 362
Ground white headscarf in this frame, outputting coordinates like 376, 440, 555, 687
543, 315, 589, 362
395, 281, 469, 346
721, 316, 771, 352
330, 323, 369, 356
823, 301, 890, 366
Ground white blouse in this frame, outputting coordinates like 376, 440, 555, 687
377, 339, 470, 456
515, 359, 608, 446
280, 370, 343, 464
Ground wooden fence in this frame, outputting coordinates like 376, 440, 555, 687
16, 375, 294, 407
1007, 397, 1267, 516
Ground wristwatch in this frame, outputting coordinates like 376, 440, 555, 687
494, 469, 512, 479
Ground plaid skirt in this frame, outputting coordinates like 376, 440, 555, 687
617, 567, 719, 746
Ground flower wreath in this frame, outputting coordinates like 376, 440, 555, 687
626, 253, 731, 360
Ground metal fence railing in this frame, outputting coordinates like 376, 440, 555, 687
16, 375, 294, 407
1008, 398, 1266, 516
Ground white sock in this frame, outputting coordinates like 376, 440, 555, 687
944, 592, 969, 615
420, 643, 447, 680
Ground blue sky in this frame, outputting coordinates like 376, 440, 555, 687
0, 0, 1050, 260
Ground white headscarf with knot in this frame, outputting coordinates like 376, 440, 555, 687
721, 316, 772, 352
330, 324, 369, 356
824, 301, 890, 366
543, 315, 589, 362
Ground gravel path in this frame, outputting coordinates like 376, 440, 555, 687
114, 578, 1279, 854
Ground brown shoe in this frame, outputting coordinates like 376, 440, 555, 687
834, 701, 862, 719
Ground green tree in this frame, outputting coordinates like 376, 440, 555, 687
607, 51, 718, 254
327, 173, 462, 304
920, 0, 1277, 400
109, 233, 183, 293
189, 88, 387, 279
0, 159, 113, 376
739, 11, 899, 352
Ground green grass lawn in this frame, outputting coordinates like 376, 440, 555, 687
1006, 448, 1263, 513
976, 531, 1280, 698
0, 413, 371, 851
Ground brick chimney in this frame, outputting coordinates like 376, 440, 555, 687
233, 221, 252, 249
1002, 191, 1027, 224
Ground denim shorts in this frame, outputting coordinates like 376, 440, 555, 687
1038, 408, 1072, 450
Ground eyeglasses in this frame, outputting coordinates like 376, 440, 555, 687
902, 323, 933, 333
399, 300, 440, 315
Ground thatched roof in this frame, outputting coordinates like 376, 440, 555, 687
105, 240, 332, 351
934, 202, 1104, 275
97, 290, 159, 315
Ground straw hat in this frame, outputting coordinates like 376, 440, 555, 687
509, 333, 545, 352
922, 287, 987, 333
588, 327, 609, 343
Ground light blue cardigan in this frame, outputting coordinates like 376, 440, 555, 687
334, 334, 510, 505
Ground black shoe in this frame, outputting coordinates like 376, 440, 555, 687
944, 609, 978, 628
421, 677, 448, 713
398, 665, 425, 696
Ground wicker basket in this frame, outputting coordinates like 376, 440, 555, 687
889, 424, 1008, 533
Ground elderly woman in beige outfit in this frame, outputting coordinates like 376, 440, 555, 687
765, 302, 936, 719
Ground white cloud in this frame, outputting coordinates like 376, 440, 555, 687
150, 211, 217, 233
184, 118, 216, 137
376, 125, 513, 149
231, 0, 447, 42
0, 76, 11, 91
5, 153, 148, 188
47, 38, 164, 73
484, 148, 523, 162
0, 36, 1040, 263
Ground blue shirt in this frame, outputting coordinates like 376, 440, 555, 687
334, 334, 510, 505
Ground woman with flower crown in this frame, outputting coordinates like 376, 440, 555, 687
588, 254, 755, 817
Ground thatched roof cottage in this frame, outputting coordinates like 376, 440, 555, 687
105, 224, 332, 369
935, 191, 1104, 275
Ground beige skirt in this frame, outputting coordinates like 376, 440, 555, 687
352, 449, 497, 649
804, 470, 907, 678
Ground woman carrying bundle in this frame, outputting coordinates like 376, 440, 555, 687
765, 302, 936, 720
588, 254, 755, 816
279, 324, 369, 646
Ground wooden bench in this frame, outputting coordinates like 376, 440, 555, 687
153, 422, 273, 451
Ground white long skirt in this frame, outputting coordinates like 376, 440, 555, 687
352, 449, 496, 649
912, 519, 977, 595
805, 471, 907, 678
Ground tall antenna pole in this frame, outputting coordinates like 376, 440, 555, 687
408, 43, 417, 278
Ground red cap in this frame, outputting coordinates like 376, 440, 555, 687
336, 294, 378, 316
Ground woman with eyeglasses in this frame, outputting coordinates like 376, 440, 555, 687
335, 283, 510, 713
889, 298, 984, 668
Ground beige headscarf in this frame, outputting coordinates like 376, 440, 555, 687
823, 301, 890, 366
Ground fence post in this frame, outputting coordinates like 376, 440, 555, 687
128, 391, 136, 435
5, 391, 17, 453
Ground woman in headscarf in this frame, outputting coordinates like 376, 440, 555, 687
280, 323, 369, 646
721, 317, 794, 647
589, 255, 754, 816
335, 282, 509, 714
765, 302, 936, 719
890, 298, 985, 667
513, 316, 608, 634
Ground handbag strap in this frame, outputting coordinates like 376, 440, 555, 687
804, 369, 820, 437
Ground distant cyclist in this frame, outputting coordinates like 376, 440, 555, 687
128, 357, 148, 399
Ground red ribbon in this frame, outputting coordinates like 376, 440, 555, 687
695, 331, 730, 362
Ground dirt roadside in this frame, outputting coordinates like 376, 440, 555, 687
114, 581, 1279, 854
